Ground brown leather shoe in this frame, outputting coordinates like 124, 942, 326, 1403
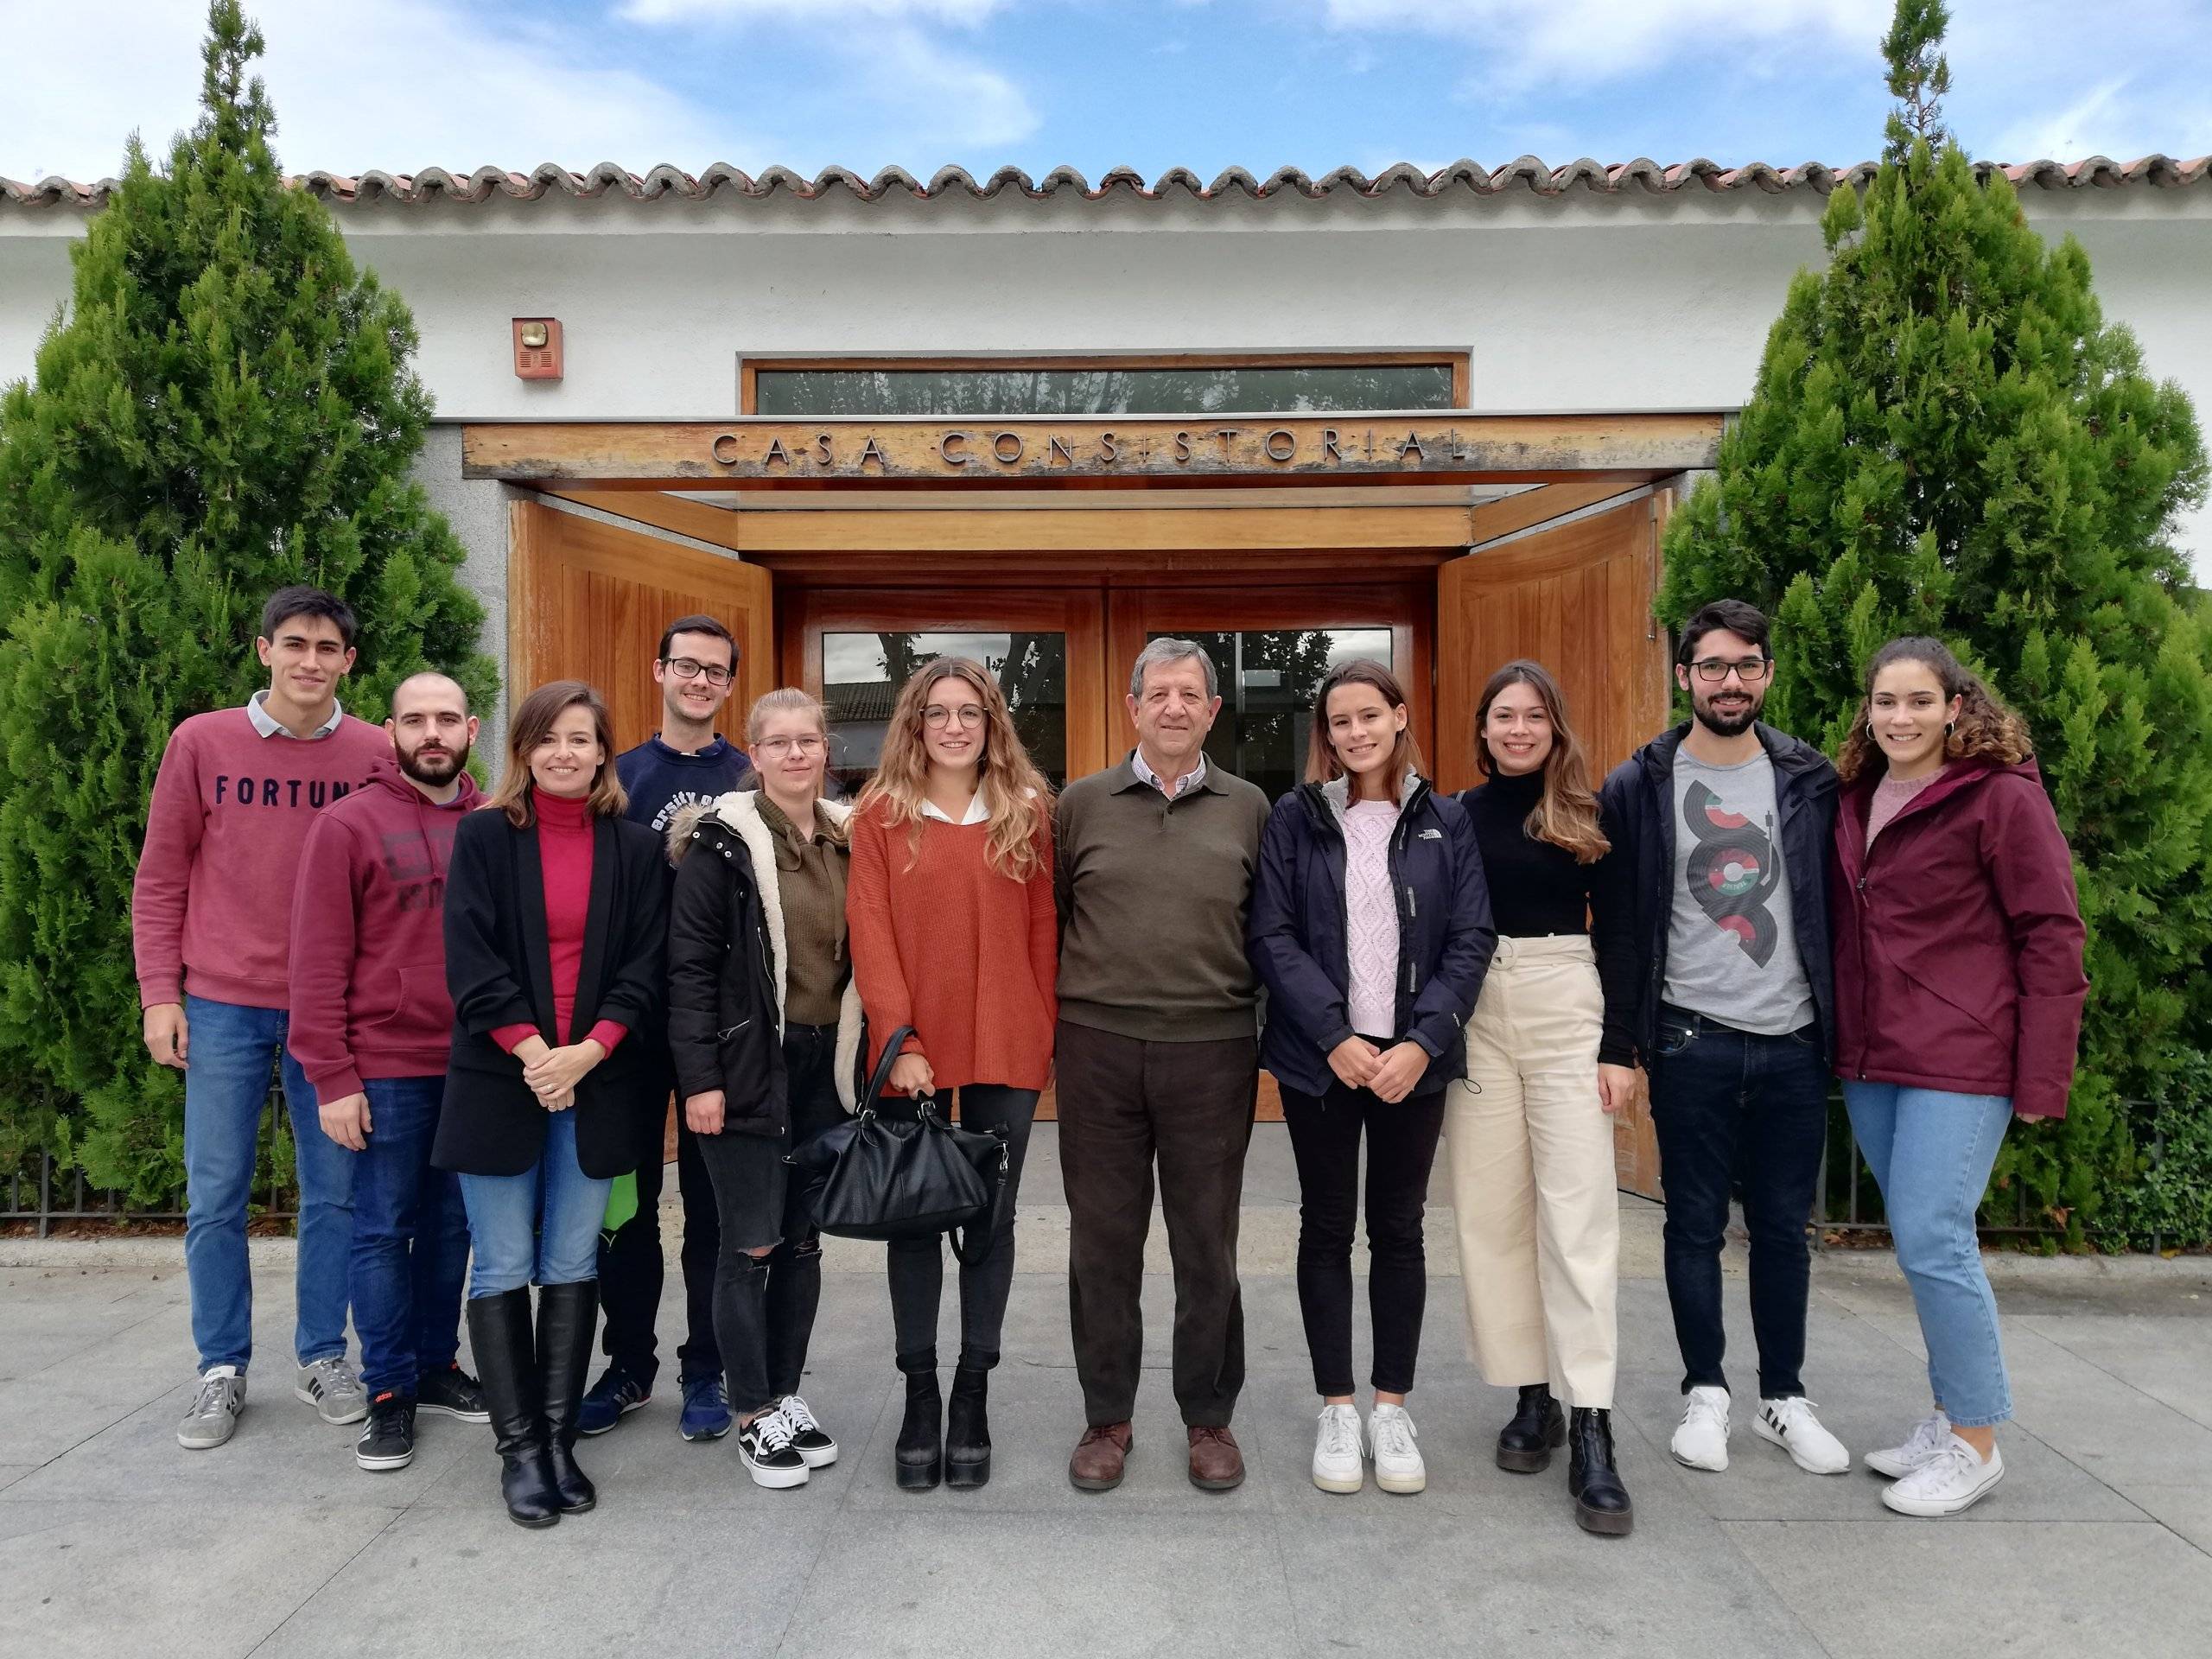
1069, 1421, 1134, 1492
1187, 1424, 1244, 1491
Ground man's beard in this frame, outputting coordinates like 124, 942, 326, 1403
1692, 692, 1760, 739
398, 741, 470, 786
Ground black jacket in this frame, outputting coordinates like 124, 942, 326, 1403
665, 790, 865, 1138
1247, 775, 1496, 1098
1597, 721, 1840, 1066
433, 805, 670, 1179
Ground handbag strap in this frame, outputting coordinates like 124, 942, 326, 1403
860, 1024, 918, 1116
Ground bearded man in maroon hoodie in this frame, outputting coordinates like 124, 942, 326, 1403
289, 672, 491, 1473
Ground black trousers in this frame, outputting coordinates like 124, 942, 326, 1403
1280, 1079, 1448, 1398
1057, 1020, 1258, 1428
595, 1081, 720, 1389
886, 1084, 1038, 1372
695, 1023, 849, 1414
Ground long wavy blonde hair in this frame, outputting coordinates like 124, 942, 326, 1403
1474, 660, 1610, 864
855, 657, 1052, 880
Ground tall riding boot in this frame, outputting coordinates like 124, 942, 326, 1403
1496, 1383, 1567, 1473
536, 1280, 600, 1514
945, 1362, 992, 1491
1569, 1407, 1635, 1537
467, 1289, 561, 1529
895, 1350, 943, 1491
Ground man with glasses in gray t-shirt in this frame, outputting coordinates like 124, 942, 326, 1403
1599, 599, 1852, 1482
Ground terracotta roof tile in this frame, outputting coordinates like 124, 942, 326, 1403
5, 155, 2208, 211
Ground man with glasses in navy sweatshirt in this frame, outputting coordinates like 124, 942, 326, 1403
578, 615, 754, 1443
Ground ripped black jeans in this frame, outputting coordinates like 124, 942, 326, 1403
695, 1023, 849, 1414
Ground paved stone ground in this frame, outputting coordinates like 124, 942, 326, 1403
5, 1126, 2210, 1658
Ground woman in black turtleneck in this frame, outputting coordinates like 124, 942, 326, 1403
1444, 660, 1637, 1537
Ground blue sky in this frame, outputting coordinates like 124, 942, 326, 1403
3, 0, 2209, 183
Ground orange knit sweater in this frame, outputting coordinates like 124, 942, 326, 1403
846, 798, 1058, 1093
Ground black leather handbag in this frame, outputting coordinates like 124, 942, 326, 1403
790, 1026, 1009, 1262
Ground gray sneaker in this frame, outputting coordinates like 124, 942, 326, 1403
178, 1368, 247, 1450
294, 1357, 369, 1425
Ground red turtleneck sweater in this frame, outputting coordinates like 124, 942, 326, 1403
491, 788, 629, 1057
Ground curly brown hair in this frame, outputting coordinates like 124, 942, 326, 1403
855, 657, 1052, 881
1836, 637, 2033, 785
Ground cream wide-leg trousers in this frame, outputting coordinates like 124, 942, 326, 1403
1443, 934, 1620, 1409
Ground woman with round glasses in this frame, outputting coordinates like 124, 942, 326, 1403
665, 688, 864, 1491
846, 658, 1058, 1491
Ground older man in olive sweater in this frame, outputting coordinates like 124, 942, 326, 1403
1056, 638, 1271, 1495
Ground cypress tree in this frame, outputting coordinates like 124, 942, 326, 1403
0, 2, 496, 1203
1656, 0, 2212, 1243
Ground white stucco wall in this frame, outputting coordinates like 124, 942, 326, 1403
4, 181, 2209, 565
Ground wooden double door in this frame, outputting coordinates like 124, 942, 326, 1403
508, 490, 1671, 1183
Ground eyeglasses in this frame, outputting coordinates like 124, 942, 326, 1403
923, 704, 986, 730
755, 735, 825, 759
1688, 658, 1772, 683
663, 657, 734, 688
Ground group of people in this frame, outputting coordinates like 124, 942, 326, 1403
135, 584, 2086, 1535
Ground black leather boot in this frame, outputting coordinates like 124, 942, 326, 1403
1496, 1383, 1567, 1473
945, 1363, 992, 1491
1569, 1407, 1635, 1537
467, 1289, 561, 1529
536, 1281, 600, 1514
895, 1353, 943, 1491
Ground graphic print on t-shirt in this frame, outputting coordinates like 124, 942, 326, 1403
1681, 782, 1780, 965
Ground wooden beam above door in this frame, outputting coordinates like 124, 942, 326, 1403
466, 412, 1724, 489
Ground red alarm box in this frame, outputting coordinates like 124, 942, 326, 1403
512, 318, 563, 380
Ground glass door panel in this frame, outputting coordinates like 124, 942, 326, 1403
822, 630, 1068, 797
1156, 628, 1394, 803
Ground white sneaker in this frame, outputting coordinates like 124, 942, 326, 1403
1755, 1396, 1850, 1475
1368, 1403, 1426, 1495
1882, 1435, 2004, 1516
1865, 1411, 1953, 1478
1671, 1386, 1732, 1471
1312, 1404, 1363, 1494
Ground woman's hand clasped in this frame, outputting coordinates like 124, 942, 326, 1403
523, 1039, 605, 1109
1366, 1042, 1429, 1104
1327, 1036, 1382, 1090
888, 1051, 936, 1097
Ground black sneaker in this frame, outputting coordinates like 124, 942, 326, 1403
778, 1393, 839, 1468
736, 1407, 810, 1490
416, 1363, 490, 1423
356, 1391, 416, 1472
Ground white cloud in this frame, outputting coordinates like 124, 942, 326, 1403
803, 25, 1040, 162
620, 0, 1004, 21
1313, 0, 1891, 93
0, 0, 758, 178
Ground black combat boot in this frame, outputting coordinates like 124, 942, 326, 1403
1569, 1407, 1635, 1536
1496, 1383, 1567, 1473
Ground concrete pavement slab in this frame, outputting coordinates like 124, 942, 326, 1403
0, 1499, 401, 1659
771, 1509, 1302, 1659
1720, 1517, 2212, 1659
253, 1495, 839, 1659
0, 1465, 34, 1492
2012, 1310, 2212, 1429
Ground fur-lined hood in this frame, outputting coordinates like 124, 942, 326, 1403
667, 787, 863, 1112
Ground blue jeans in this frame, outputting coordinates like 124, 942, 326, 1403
182, 995, 356, 1373
349, 1077, 472, 1397
459, 1109, 611, 1297
1843, 1082, 2015, 1427
1647, 1007, 1830, 1400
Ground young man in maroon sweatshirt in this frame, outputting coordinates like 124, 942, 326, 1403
134, 588, 389, 1451
289, 672, 491, 1471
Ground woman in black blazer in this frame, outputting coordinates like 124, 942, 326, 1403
435, 680, 667, 1529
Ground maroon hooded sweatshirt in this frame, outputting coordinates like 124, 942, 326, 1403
1830, 755, 2088, 1119
288, 759, 483, 1105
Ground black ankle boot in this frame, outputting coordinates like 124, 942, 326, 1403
467, 1289, 561, 1529
895, 1357, 943, 1491
1497, 1383, 1567, 1473
536, 1281, 599, 1514
945, 1364, 992, 1490
1569, 1407, 1635, 1537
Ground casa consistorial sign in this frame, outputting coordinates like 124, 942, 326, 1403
461, 415, 1725, 486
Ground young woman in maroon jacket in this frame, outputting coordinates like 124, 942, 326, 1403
1830, 638, 2087, 1518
